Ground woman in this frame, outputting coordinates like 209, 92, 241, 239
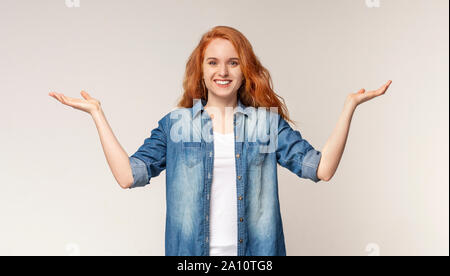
49, 26, 392, 256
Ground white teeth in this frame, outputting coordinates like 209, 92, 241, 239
215, 80, 231, 85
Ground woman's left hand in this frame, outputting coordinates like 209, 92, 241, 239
346, 80, 392, 108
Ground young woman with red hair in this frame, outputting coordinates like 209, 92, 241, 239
49, 26, 392, 256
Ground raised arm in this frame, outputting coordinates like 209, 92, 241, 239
49, 91, 134, 189
317, 80, 392, 181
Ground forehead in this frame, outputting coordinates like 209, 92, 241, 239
204, 38, 238, 58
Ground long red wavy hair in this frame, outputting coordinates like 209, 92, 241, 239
176, 25, 294, 124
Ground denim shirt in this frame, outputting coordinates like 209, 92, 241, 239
128, 98, 322, 256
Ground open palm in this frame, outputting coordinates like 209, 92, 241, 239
49, 90, 101, 114
347, 80, 392, 107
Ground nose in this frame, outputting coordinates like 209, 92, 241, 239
218, 63, 229, 77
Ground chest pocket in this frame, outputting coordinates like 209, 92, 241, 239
246, 142, 266, 167
182, 142, 203, 167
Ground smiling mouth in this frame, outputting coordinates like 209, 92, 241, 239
214, 80, 232, 87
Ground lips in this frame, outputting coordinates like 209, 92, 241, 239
214, 79, 232, 88
214, 79, 232, 82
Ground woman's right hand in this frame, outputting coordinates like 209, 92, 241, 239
49, 90, 101, 115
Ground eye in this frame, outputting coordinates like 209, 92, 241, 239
208, 61, 216, 65
230, 61, 239, 66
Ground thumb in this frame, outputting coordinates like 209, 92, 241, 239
80, 90, 91, 100
358, 88, 365, 94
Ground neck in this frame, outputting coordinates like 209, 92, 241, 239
204, 93, 237, 115
204, 92, 237, 134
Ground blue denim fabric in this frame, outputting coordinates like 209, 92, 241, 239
128, 98, 322, 256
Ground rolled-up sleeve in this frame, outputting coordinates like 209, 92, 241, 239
128, 156, 150, 188
128, 114, 168, 189
276, 115, 322, 183
300, 148, 322, 182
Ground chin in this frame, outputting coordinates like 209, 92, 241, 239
209, 89, 237, 99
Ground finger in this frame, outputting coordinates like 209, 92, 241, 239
58, 93, 68, 104
49, 92, 58, 100
61, 94, 75, 103
60, 94, 68, 104
358, 88, 365, 94
374, 86, 387, 95
384, 80, 392, 91
378, 82, 392, 94
61, 95, 76, 107
81, 90, 91, 100
54, 93, 63, 102
381, 80, 392, 89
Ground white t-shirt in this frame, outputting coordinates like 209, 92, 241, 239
209, 131, 238, 256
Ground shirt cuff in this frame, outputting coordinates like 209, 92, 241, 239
128, 156, 149, 189
301, 149, 322, 183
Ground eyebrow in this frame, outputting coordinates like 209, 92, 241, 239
206, 57, 240, 61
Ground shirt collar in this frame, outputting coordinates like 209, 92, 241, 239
192, 98, 250, 119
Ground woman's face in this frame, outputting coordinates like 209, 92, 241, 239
202, 38, 244, 101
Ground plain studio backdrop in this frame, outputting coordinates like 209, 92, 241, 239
0, 0, 448, 256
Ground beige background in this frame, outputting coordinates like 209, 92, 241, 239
0, 0, 448, 256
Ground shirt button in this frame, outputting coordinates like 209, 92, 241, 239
236, 153, 240, 158
238, 196, 243, 200
206, 215, 209, 221
237, 175, 241, 180
239, 239, 243, 243
206, 237, 209, 242
240, 217, 244, 222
